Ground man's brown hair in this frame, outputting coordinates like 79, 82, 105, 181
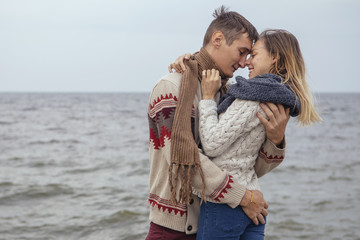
203, 6, 259, 47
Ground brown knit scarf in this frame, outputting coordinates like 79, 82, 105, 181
169, 47, 228, 204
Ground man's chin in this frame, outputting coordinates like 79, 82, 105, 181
226, 72, 234, 78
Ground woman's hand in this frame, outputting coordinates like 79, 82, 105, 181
201, 69, 221, 100
168, 53, 191, 73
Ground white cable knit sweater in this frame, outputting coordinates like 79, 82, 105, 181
199, 98, 267, 191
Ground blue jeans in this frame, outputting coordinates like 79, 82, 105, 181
197, 201, 266, 240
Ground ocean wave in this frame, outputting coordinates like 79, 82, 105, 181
64, 162, 120, 174
0, 181, 14, 187
99, 210, 142, 224
275, 165, 319, 173
22, 107, 38, 111
46, 127, 67, 132
85, 131, 100, 136
27, 160, 58, 168
29, 139, 61, 145
314, 200, 333, 207
29, 139, 81, 145
65, 166, 105, 174
332, 135, 348, 141
0, 184, 74, 204
119, 110, 133, 114
7, 157, 23, 161
0, 121, 14, 125
124, 167, 149, 177
271, 219, 306, 231
328, 175, 352, 181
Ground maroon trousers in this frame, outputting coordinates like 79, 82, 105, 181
145, 222, 196, 240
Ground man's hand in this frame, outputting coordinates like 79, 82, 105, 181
168, 53, 191, 73
240, 190, 269, 225
257, 103, 290, 146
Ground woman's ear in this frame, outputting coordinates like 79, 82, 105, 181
272, 55, 279, 64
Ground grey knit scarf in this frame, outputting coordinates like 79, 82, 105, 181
217, 73, 301, 116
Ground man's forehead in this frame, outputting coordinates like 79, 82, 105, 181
234, 33, 252, 49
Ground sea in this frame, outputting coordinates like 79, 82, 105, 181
0, 92, 359, 240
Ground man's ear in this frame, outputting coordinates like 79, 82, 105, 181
211, 31, 224, 48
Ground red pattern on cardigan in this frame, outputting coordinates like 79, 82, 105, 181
149, 125, 171, 150
259, 148, 284, 163
148, 94, 177, 150
148, 193, 187, 217
148, 94, 177, 115
210, 175, 234, 202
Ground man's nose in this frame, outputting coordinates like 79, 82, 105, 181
244, 58, 250, 67
238, 57, 247, 68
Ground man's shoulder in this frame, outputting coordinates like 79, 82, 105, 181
155, 72, 182, 87
150, 73, 182, 97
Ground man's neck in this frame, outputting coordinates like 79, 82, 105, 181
204, 45, 216, 60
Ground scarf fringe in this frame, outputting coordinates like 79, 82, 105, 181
168, 161, 206, 205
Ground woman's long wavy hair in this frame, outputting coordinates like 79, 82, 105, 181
260, 29, 322, 126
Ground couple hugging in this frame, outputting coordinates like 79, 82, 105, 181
146, 5, 321, 240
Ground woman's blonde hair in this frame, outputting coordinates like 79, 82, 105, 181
260, 29, 322, 126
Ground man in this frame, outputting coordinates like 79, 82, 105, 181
146, 6, 289, 239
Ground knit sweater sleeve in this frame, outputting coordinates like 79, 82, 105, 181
199, 99, 260, 157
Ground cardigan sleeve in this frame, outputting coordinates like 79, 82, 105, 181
148, 79, 179, 153
254, 138, 286, 178
199, 99, 261, 157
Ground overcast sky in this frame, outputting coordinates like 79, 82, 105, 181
1, 0, 359, 93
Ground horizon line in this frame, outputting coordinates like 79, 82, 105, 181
0, 90, 359, 94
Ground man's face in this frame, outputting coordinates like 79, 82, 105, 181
213, 34, 252, 78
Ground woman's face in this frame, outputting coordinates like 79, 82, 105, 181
245, 39, 275, 79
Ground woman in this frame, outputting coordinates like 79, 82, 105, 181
172, 29, 322, 239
